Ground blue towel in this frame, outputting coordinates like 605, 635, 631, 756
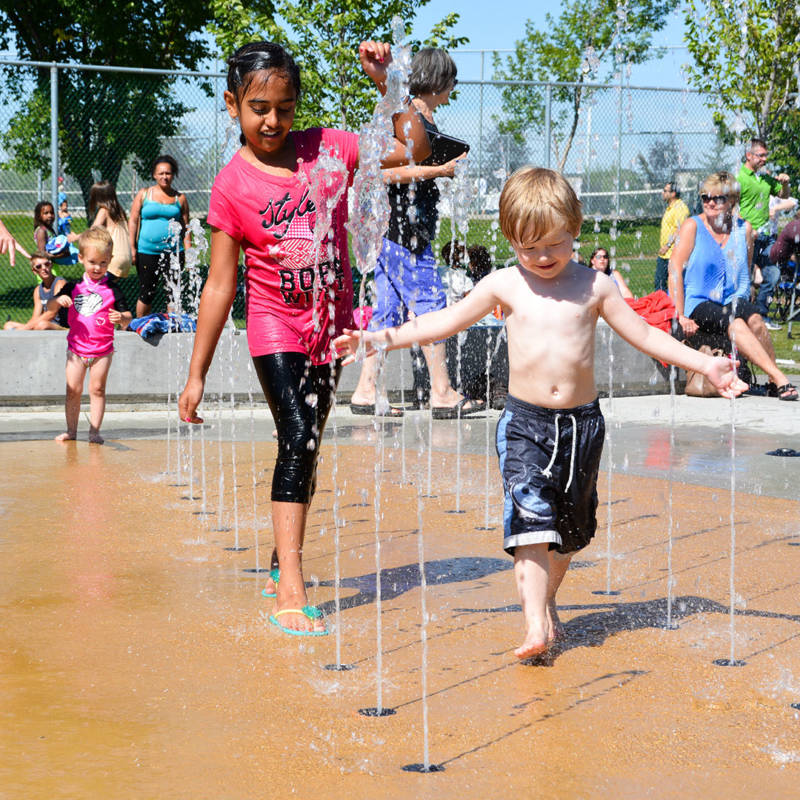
129, 312, 197, 339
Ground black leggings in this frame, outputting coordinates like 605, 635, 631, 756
253, 352, 342, 504
136, 250, 184, 306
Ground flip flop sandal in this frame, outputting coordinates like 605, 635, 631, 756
777, 383, 799, 401
269, 604, 328, 636
431, 397, 487, 419
260, 567, 281, 598
350, 403, 404, 417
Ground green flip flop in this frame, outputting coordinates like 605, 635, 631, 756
269, 604, 328, 637
260, 567, 281, 598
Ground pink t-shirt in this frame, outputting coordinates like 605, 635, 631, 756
207, 128, 359, 364
57, 273, 128, 358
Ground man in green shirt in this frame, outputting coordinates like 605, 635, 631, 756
737, 137, 791, 328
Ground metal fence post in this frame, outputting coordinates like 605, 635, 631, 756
477, 51, 484, 213
50, 64, 59, 211
544, 82, 552, 169
615, 71, 623, 217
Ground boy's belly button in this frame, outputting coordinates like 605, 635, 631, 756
550, 386, 560, 397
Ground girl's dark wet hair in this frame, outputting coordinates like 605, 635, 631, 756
227, 41, 302, 101
151, 154, 179, 178
409, 48, 457, 96
33, 200, 55, 231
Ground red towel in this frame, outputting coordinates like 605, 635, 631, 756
625, 290, 676, 333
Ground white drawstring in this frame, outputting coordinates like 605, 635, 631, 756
541, 413, 578, 490
565, 414, 577, 490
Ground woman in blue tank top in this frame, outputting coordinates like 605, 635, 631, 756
128, 155, 190, 318
670, 171, 797, 400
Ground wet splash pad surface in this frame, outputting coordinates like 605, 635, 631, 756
1, 396, 799, 798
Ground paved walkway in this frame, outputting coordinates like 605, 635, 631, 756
1, 394, 798, 798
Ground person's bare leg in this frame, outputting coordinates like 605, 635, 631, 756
271, 500, 324, 633
349, 352, 379, 406
423, 342, 463, 407
744, 313, 780, 360
87, 355, 112, 444
513, 541, 552, 659
546, 551, 573, 642
730, 317, 791, 388
56, 353, 85, 441
3, 320, 24, 330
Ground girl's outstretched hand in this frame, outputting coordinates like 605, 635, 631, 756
178, 376, 205, 424
333, 328, 375, 365
707, 356, 748, 399
358, 40, 392, 88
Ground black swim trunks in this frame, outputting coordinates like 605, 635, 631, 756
496, 395, 605, 555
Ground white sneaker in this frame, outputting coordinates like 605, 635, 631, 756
764, 319, 783, 331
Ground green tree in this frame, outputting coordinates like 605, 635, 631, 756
493, 0, 670, 172
0, 1, 214, 211
684, 0, 800, 170
210, 0, 467, 131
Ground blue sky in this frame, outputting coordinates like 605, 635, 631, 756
410, 0, 691, 88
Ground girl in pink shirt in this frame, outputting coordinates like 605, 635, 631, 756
179, 40, 431, 636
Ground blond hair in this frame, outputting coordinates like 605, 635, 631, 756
77, 226, 114, 256
700, 171, 740, 205
499, 166, 583, 245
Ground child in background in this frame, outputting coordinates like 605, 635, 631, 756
58, 198, 73, 237
33, 201, 58, 253
3, 251, 67, 330
89, 181, 133, 278
178, 39, 431, 636
33, 200, 79, 265
49, 227, 131, 444
335, 166, 746, 660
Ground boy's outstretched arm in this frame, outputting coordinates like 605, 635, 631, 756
598, 276, 747, 398
335, 273, 501, 363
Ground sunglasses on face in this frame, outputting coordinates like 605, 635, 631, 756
33, 261, 53, 269
701, 194, 729, 205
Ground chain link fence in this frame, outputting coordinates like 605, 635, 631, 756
0, 58, 734, 320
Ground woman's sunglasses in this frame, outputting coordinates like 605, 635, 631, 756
701, 194, 729, 204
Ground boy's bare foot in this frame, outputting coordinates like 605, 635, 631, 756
515, 618, 550, 660
88, 433, 104, 444
55, 431, 76, 442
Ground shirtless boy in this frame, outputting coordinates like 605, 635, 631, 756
335, 167, 746, 660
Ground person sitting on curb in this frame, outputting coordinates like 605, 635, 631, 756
3, 251, 68, 330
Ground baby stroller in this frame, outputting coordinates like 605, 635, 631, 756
769, 259, 800, 337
